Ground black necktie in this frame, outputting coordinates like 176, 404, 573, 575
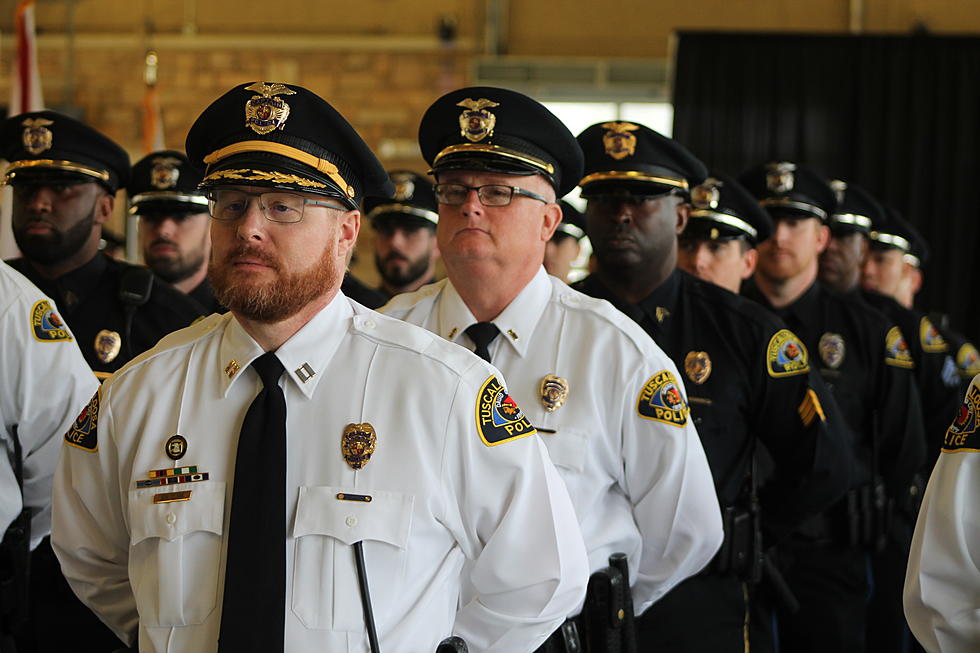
465, 322, 500, 363
218, 352, 287, 652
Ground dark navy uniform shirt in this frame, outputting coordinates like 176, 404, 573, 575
575, 269, 850, 539
186, 277, 226, 316
8, 253, 204, 375
742, 279, 925, 496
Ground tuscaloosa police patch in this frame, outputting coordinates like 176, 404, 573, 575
767, 329, 809, 377
884, 326, 914, 369
476, 375, 536, 446
31, 299, 72, 342
943, 381, 980, 453
637, 370, 688, 427
65, 391, 100, 452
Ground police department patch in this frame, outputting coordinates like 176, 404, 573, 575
957, 343, 980, 379
30, 300, 72, 342
476, 376, 536, 446
636, 370, 689, 427
919, 317, 948, 353
884, 326, 914, 369
943, 382, 980, 453
767, 329, 810, 377
64, 391, 100, 452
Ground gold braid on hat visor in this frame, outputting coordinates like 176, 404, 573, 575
432, 143, 555, 175
578, 170, 689, 190
4, 159, 110, 183
202, 140, 355, 198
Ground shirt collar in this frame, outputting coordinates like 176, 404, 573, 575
218, 292, 354, 398
436, 266, 553, 358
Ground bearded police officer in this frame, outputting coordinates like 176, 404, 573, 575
382, 88, 723, 653
0, 111, 205, 653
51, 82, 588, 653
572, 123, 850, 652
130, 150, 225, 314
365, 169, 440, 300
740, 161, 925, 653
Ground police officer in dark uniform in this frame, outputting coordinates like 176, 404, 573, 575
544, 200, 587, 283
820, 182, 956, 651
0, 111, 204, 652
572, 122, 851, 653
365, 169, 440, 300
130, 150, 225, 314
739, 162, 925, 653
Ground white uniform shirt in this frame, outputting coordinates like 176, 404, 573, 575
382, 267, 723, 614
905, 373, 980, 652
51, 293, 588, 653
0, 261, 96, 548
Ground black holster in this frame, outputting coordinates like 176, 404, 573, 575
846, 478, 891, 553
712, 505, 764, 585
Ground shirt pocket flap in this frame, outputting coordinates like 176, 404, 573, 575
540, 427, 588, 473
293, 486, 413, 549
128, 481, 226, 544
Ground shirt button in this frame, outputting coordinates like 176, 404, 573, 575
345, 515, 358, 527
166, 513, 176, 525
363, 320, 376, 330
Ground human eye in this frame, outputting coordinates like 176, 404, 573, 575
263, 194, 303, 221
482, 186, 512, 204
214, 192, 247, 218
436, 184, 466, 204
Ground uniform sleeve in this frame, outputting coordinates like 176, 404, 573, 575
623, 360, 723, 614
443, 369, 589, 652
51, 382, 139, 644
0, 290, 97, 547
904, 377, 980, 652
752, 328, 853, 541
875, 324, 926, 494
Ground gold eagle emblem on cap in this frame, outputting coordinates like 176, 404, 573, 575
150, 156, 182, 189
457, 98, 499, 143
692, 177, 722, 210
830, 179, 847, 206
766, 162, 797, 194
600, 122, 639, 160
21, 117, 53, 155
244, 82, 296, 135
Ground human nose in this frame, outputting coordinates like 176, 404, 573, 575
234, 197, 268, 240
460, 187, 484, 216
23, 187, 53, 214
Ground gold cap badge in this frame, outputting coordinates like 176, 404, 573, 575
684, 351, 712, 384
456, 98, 499, 143
244, 82, 297, 135
150, 156, 182, 189
94, 329, 121, 364
391, 172, 415, 201
342, 423, 377, 470
691, 177, 722, 210
600, 122, 639, 160
766, 162, 796, 194
539, 374, 570, 412
21, 117, 54, 155
830, 179, 847, 205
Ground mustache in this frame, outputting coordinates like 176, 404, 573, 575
150, 238, 178, 249
381, 251, 409, 264
222, 243, 280, 269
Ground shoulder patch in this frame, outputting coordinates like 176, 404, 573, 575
637, 370, 689, 427
767, 329, 810, 377
30, 299, 72, 342
957, 343, 980, 379
919, 316, 948, 353
475, 375, 536, 446
884, 326, 914, 369
64, 391, 100, 452
943, 382, 980, 453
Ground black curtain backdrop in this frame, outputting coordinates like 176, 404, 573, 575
673, 32, 980, 342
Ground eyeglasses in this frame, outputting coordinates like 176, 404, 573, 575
205, 189, 347, 224
433, 183, 550, 207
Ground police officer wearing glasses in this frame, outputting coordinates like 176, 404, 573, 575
383, 86, 723, 653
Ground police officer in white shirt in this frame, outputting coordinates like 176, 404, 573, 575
904, 373, 980, 652
382, 86, 723, 652
50, 82, 588, 653
0, 261, 96, 644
